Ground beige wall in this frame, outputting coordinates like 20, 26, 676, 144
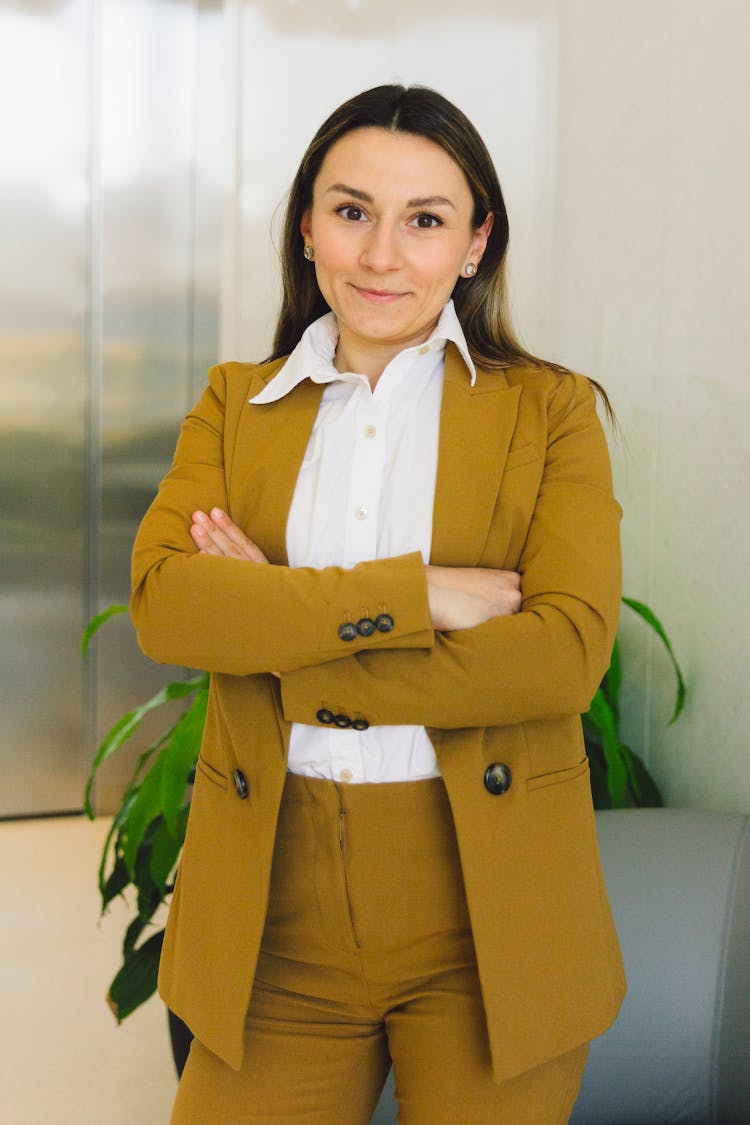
221, 0, 750, 812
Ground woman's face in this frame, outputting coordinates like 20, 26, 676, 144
301, 127, 492, 371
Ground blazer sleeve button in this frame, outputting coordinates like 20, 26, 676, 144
484, 763, 512, 795
356, 617, 376, 637
338, 622, 358, 642
334, 714, 352, 728
375, 613, 394, 633
316, 708, 334, 724
351, 718, 369, 731
233, 769, 249, 799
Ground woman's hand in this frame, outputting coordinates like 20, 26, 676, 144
426, 565, 521, 631
190, 509, 280, 675
189, 510, 521, 632
190, 508, 269, 563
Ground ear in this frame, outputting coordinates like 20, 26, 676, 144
470, 211, 494, 263
300, 208, 312, 240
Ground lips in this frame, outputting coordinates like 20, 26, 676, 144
351, 284, 407, 303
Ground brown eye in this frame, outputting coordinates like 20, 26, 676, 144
412, 213, 442, 229
337, 205, 366, 222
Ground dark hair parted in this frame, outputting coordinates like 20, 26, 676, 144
271, 84, 612, 419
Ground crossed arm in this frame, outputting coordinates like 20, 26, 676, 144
189, 505, 522, 634
131, 364, 621, 729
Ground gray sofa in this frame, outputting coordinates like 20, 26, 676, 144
370, 808, 750, 1125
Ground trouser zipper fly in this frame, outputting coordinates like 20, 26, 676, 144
337, 811, 361, 949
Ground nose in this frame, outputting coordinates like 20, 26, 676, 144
359, 221, 402, 272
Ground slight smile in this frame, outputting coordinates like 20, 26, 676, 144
351, 284, 409, 303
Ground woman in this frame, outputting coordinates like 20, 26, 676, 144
131, 84, 625, 1124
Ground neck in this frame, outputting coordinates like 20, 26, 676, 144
333, 321, 438, 388
333, 341, 401, 388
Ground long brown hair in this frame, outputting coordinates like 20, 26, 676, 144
270, 84, 612, 419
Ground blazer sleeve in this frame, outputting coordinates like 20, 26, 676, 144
280, 375, 622, 729
130, 364, 434, 675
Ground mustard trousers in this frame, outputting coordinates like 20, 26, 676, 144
171, 773, 587, 1125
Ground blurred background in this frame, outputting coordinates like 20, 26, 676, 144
1, 2, 749, 1121
1, 0, 748, 821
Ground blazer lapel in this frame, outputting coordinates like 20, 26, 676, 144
228, 343, 521, 569
430, 343, 521, 566
228, 369, 325, 565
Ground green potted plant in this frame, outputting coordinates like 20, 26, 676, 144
83, 595, 686, 1026
584, 597, 686, 809
82, 605, 207, 1023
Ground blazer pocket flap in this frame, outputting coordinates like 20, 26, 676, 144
526, 756, 589, 792
197, 754, 229, 791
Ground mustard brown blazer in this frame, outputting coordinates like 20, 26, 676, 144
130, 343, 626, 1084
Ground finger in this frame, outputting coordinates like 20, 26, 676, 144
191, 509, 269, 562
209, 508, 269, 563
198, 507, 266, 561
487, 569, 521, 589
492, 590, 523, 616
190, 523, 224, 556
191, 515, 249, 559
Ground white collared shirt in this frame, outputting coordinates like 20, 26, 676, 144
250, 300, 475, 783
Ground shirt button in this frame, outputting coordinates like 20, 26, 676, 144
339, 768, 353, 782
364, 424, 377, 438
418, 344, 430, 355
355, 506, 368, 520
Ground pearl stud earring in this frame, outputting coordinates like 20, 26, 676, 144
303, 245, 315, 261
464, 262, 477, 277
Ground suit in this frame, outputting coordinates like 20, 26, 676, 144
130, 342, 626, 1084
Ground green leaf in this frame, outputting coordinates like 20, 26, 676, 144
581, 710, 602, 750
123, 915, 148, 958
585, 742, 612, 810
602, 637, 622, 716
101, 856, 131, 909
122, 754, 169, 878
97, 789, 138, 897
96, 742, 173, 902
107, 929, 164, 1022
84, 674, 206, 817
133, 824, 162, 908
135, 869, 163, 923
150, 805, 190, 889
622, 596, 687, 724
585, 688, 628, 808
81, 604, 128, 658
621, 743, 664, 808
120, 688, 205, 879
160, 687, 207, 836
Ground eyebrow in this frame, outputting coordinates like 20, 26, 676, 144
325, 183, 457, 210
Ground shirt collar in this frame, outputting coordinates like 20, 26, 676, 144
249, 299, 476, 405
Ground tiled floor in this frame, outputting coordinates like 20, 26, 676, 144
0, 815, 176, 1124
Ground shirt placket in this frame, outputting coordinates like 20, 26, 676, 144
341, 383, 385, 567
328, 383, 385, 782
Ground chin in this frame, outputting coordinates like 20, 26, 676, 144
352, 320, 415, 345
346, 301, 420, 329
